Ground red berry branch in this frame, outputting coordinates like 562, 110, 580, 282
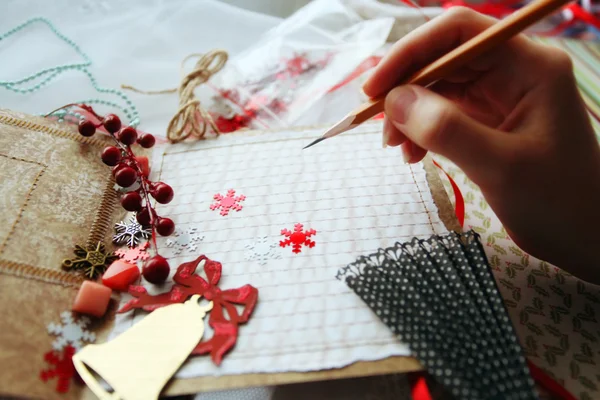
48, 104, 174, 284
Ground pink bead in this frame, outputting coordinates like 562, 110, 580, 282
135, 156, 150, 178
102, 260, 140, 291
72, 281, 112, 317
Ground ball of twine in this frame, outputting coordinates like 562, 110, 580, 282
122, 50, 228, 143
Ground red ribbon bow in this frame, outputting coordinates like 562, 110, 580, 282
119, 255, 258, 365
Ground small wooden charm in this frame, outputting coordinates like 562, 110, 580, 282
62, 242, 119, 279
73, 295, 212, 400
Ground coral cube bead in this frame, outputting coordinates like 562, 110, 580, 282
102, 260, 140, 291
72, 281, 112, 318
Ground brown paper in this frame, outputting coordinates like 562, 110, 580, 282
0, 109, 126, 399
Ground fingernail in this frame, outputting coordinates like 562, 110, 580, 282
382, 119, 391, 148
401, 141, 413, 163
388, 87, 417, 126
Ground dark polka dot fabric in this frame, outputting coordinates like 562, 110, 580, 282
336, 230, 538, 400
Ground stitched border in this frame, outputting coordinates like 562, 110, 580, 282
0, 112, 118, 287
408, 163, 435, 233
0, 260, 82, 288
86, 174, 118, 248
0, 113, 110, 147
0, 154, 47, 255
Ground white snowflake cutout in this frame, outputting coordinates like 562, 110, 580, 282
113, 216, 151, 248
245, 236, 281, 265
47, 311, 96, 351
166, 227, 204, 255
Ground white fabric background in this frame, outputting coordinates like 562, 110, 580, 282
0, 0, 439, 135
0, 0, 281, 135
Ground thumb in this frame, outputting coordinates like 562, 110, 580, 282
385, 85, 510, 180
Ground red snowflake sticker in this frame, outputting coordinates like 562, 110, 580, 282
280, 223, 316, 254
40, 345, 77, 393
210, 189, 245, 216
115, 241, 150, 263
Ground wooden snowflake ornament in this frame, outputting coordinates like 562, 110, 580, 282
62, 242, 118, 279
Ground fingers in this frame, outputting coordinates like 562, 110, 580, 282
383, 116, 407, 147
363, 7, 534, 98
383, 116, 426, 163
401, 141, 428, 164
384, 84, 517, 183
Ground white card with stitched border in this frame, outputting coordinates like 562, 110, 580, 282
110, 122, 448, 378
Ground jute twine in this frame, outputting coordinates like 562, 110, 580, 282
122, 50, 228, 143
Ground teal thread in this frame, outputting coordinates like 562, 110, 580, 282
0, 17, 140, 126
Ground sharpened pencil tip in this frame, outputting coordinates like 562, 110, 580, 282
303, 137, 326, 150
301, 115, 356, 149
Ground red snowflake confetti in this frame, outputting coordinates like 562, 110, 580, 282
280, 223, 317, 254
40, 345, 77, 393
115, 241, 150, 263
118, 255, 258, 365
210, 189, 246, 216
214, 115, 248, 133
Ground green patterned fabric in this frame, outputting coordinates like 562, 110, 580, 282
534, 37, 600, 140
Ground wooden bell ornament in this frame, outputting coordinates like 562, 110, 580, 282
73, 295, 212, 400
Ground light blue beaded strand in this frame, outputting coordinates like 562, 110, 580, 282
0, 17, 140, 127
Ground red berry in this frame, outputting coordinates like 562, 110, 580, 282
151, 183, 174, 204
78, 120, 96, 137
118, 127, 138, 145
156, 217, 175, 236
112, 163, 127, 177
138, 133, 156, 148
102, 114, 121, 134
115, 166, 138, 187
142, 255, 170, 284
121, 191, 143, 211
101, 146, 121, 166
136, 208, 153, 226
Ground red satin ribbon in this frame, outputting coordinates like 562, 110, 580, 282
328, 56, 382, 93
410, 374, 433, 400
433, 159, 465, 228
410, 363, 577, 400
528, 360, 578, 400
442, 0, 522, 19
566, 3, 600, 31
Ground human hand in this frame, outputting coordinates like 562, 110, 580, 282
363, 8, 600, 283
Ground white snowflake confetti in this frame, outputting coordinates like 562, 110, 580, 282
166, 227, 204, 255
47, 311, 96, 351
113, 216, 151, 248
245, 236, 281, 265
